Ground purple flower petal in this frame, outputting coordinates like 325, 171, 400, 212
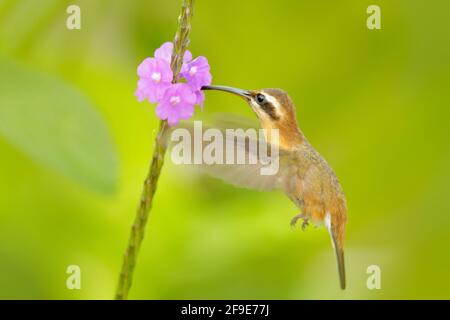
135, 88, 147, 102
139, 79, 171, 103
181, 56, 212, 91
154, 41, 192, 65
136, 57, 173, 103
136, 41, 210, 123
194, 90, 205, 109
156, 83, 196, 126
154, 42, 173, 63
183, 50, 193, 63
137, 58, 172, 83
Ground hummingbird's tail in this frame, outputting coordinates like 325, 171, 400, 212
325, 213, 346, 290
334, 244, 346, 290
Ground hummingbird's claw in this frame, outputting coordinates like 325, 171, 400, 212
290, 214, 302, 227
301, 219, 309, 231
290, 213, 309, 230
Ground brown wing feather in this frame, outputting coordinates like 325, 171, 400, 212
168, 119, 295, 191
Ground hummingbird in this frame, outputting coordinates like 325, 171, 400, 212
198, 85, 348, 290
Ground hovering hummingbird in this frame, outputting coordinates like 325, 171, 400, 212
182, 85, 348, 289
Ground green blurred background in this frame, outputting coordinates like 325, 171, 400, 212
0, 0, 449, 299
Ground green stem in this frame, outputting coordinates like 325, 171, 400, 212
115, 0, 195, 300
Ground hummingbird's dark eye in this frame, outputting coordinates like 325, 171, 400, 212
255, 93, 266, 104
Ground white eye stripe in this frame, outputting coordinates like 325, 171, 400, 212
261, 92, 280, 110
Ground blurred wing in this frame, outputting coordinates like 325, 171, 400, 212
169, 118, 294, 191
209, 112, 261, 131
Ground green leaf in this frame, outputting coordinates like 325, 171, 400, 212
0, 58, 119, 194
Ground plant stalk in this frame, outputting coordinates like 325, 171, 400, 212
115, 0, 195, 300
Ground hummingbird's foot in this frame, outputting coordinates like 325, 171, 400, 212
290, 214, 303, 227
301, 218, 309, 231
290, 214, 309, 230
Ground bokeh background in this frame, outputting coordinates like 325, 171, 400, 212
0, 0, 449, 299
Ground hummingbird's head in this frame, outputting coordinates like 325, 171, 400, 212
202, 85, 305, 148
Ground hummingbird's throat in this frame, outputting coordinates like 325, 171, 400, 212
259, 119, 304, 150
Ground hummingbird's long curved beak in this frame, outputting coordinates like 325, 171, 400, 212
201, 85, 252, 100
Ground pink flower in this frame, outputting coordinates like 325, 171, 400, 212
135, 58, 173, 103
154, 42, 192, 65
135, 41, 212, 126
194, 90, 205, 108
156, 83, 197, 126
181, 56, 212, 91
